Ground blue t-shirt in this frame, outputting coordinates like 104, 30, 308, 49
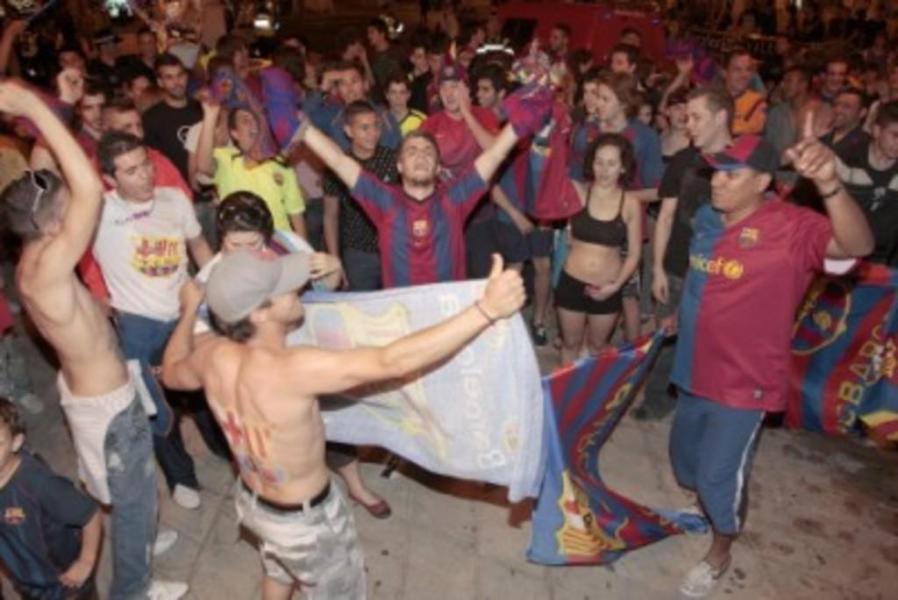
0, 452, 98, 597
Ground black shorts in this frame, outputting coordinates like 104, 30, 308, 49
493, 220, 554, 263
554, 270, 622, 315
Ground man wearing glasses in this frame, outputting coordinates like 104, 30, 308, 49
0, 82, 188, 599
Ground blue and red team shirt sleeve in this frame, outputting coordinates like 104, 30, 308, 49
624, 121, 663, 189
671, 201, 828, 412
444, 166, 489, 221
351, 170, 396, 226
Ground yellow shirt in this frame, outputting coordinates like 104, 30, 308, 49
213, 147, 304, 232
398, 109, 427, 136
732, 89, 767, 136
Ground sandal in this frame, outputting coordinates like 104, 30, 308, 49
348, 493, 392, 519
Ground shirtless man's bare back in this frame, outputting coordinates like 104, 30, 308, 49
0, 79, 187, 600
162, 250, 525, 599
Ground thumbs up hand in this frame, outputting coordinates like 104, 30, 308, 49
479, 254, 526, 321
784, 110, 839, 186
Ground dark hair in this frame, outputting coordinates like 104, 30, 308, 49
875, 100, 898, 128
155, 52, 185, 75
782, 65, 812, 85
343, 100, 379, 124
0, 397, 25, 436
367, 17, 389, 37
553, 23, 572, 38
597, 71, 642, 118
582, 133, 635, 185
272, 46, 306, 85
216, 191, 274, 243
227, 106, 258, 132
474, 64, 507, 95
210, 300, 271, 342
620, 27, 641, 41
385, 72, 411, 92
610, 43, 639, 68
724, 47, 753, 69
1, 170, 64, 241
400, 130, 441, 162
98, 130, 143, 176
687, 85, 735, 129
335, 60, 366, 80
215, 34, 248, 63
837, 87, 868, 109
104, 96, 139, 116
82, 79, 108, 100
124, 70, 152, 89
667, 87, 689, 107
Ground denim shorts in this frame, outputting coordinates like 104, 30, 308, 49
235, 481, 365, 598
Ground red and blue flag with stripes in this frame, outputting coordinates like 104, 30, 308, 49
528, 331, 706, 565
787, 263, 898, 443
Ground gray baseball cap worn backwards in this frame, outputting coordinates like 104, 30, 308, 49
206, 250, 311, 324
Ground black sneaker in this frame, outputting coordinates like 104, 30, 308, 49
532, 322, 548, 347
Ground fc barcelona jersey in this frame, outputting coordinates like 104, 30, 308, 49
671, 200, 832, 412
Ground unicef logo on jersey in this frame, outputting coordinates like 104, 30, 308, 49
688, 254, 745, 280
792, 279, 850, 355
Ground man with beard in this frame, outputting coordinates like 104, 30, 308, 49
295, 86, 551, 288
142, 53, 202, 181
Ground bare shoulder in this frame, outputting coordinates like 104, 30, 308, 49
623, 191, 642, 216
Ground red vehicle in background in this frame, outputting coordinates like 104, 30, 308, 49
496, 1, 666, 63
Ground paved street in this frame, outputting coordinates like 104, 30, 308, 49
5, 313, 896, 599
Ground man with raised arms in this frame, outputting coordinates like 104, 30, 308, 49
0, 81, 187, 599
161, 250, 525, 598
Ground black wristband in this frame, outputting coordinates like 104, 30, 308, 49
819, 184, 841, 200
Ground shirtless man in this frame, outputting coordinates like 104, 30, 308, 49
161, 250, 525, 599
0, 82, 187, 600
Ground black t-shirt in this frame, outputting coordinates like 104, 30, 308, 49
142, 99, 203, 181
836, 139, 898, 265
0, 452, 98, 595
323, 145, 399, 254
409, 71, 433, 115
659, 146, 713, 277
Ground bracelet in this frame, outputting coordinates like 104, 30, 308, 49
474, 300, 496, 326
818, 184, 842, 200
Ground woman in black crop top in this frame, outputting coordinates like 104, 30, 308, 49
556, 134, 643, 366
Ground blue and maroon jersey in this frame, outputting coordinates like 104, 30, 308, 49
568, 118, 663, 190
350, 166, 488, 287
672, 200, 832, 412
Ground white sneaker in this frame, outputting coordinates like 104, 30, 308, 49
16, 393, 44, 415
172, 484, 200, 510
147, 579, 189, 600
152, 529, 179, 556
679, 560, 729, 598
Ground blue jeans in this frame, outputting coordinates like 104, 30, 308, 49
116, 312, 198, 491
105, 397, 157, 600
669, 390, 764, 535
343, 247, 382, 291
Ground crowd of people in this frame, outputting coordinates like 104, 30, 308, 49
0, 0, 892, 598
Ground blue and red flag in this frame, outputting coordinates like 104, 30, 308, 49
787, 263, 898, 443
528, 331, 706, 565
497, 101, 581, 221
209, 66, 278, 161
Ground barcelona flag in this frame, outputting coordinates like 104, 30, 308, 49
528, 331, 706, 565
497, 101, 581, 221
788, 263, 898, 443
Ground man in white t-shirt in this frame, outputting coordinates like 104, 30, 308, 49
94, 130, 213, 510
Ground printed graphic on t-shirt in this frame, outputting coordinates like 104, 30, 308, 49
131, 235, 183, 277
412, 219, 430, 246
3, 506, 25, 525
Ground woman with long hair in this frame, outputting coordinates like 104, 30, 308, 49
556, 134, 642, 365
